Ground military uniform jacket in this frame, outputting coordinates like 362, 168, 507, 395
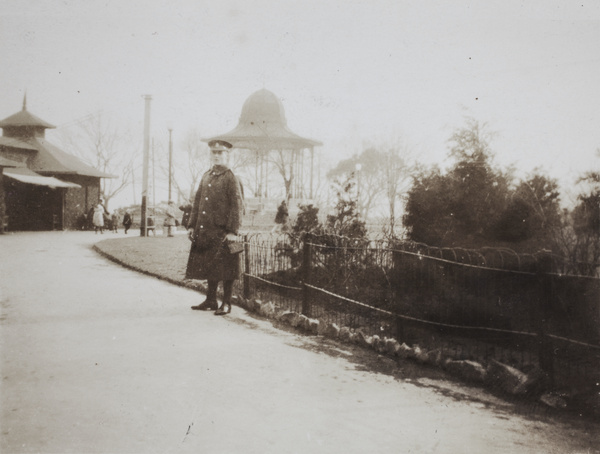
188, 165, 242, 243
185, 165, 243, 281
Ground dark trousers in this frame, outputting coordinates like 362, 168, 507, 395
207, 280, 234, 304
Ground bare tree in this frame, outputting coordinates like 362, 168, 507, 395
56, 112, 136, 209
381, 143, 413, 236
154, 129, 256, 205
166, 129, 208, 204
327, 141, 413, 227
268, 149, 294, 200
226, 149, 261, 199
327, 149, 381, 219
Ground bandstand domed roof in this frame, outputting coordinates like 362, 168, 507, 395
204, 89, 322, 150
240, 89, 288, 126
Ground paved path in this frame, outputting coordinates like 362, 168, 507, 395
1, 232, 598, 454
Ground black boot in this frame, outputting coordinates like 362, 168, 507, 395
215, 280, 233, 316
191, 280, 218, 310
214, 302, 231, 316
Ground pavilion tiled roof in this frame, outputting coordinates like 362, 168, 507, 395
3, 167, 82, 188
0, 109, 55, 129
0, 156, 24, 168
0, 99, 116, 178
0, 136, 37, 150
27, 137, 116, 178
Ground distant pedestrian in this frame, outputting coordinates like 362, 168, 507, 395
77, 212, 88, 230
110, 212, 119, 233
271, 199, 289, 233
186, 139, 243, 315
146, 216, 156, 236
92, 202, 105, 234
122, 210, 132, 234
179, 203, 192, 229
164, 201, 178, 237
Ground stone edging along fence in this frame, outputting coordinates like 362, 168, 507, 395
231, 294, 581, 413
93, 244, 592, 417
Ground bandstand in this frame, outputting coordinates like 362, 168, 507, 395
204, 89, 322, 209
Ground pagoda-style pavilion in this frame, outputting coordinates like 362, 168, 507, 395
204, 89, 322, 203
0, 96, 115, 231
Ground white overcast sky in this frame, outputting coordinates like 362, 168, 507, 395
1, 0, 599, 205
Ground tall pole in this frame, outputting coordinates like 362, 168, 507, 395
131, 165, 136, 205
310, 146, 314, 200
168, 128, 173, 203
140, 95, 152, 237
152, 138, 156, 213
355, 163, 362, 216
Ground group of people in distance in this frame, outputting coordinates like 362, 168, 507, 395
90, 201, 126, 235
90, 200, 177, 236
89, 203, 132, 234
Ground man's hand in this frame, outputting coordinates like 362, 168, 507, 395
187, 228, 194, 241
224, 232, 237, 242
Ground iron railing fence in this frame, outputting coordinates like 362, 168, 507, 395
239, 232, 600, 391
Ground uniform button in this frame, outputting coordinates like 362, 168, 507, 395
202, 211, 206, 214
208, 184, 211, 187
205, 197, 208, 200
200, 225, 203, 229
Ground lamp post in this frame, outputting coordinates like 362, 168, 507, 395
355, 163, 362, 215
168, 127, 173, 203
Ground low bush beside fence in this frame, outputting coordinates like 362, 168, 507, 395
239, 232, 600, 394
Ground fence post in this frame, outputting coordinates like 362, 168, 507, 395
243, 234, 251, 301
395, 312, 405, 344
536, 250, 554, 386
302, 233, 312, 317
391, 249, 405, 342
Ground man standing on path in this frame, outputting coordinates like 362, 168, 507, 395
185, 139, 243, 315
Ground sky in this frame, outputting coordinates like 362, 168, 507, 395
1, 0, 599, 208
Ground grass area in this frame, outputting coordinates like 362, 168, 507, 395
93, 235, 206, 291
